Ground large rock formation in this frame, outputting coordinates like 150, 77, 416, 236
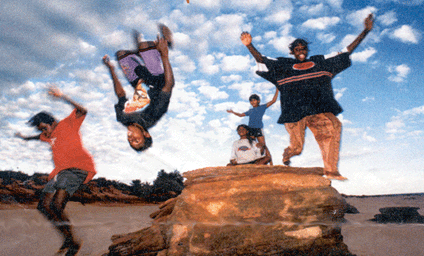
106, 166, 353, 255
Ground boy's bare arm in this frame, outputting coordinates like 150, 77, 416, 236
227, 109, 246, 117
103, 55, 126, 99
15, 132, 40, 141
346, 14, 374, 54
241, 32, 264, 63
266, 89, 279, 108
156, 37, 174, 93
48, 86, 87, 118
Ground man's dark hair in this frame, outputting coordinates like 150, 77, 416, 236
131, 136, 153, 152
249, 94, 260, 101
289, 38, 309, 53
27, 111, 56, 127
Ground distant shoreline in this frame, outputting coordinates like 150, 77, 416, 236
3, 193, 424, 210
342, 192, 424, 198
0, 201, 158, 210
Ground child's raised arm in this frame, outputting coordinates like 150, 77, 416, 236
227, 109, 246, 117
102, 55, 126, 99
266, 89, 279, 108
48, 86, 87, 118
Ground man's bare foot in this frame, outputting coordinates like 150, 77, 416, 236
159, 24, 173, 49
56, 238, 72, 254
65, 240, 82, 256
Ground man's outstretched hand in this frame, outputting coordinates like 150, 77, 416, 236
240, 32, 252, 46
364, 13, 374, 32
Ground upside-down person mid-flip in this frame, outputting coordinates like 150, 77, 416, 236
15, 86, 96, 256
103, 35, 174, 152
240, 14, 374, 180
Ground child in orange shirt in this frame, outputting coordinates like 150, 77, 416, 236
15, 86, 96, 256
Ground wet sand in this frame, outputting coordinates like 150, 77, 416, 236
0, 202, 158, 256
343, 194, 424, 256
1, 195, 424, 256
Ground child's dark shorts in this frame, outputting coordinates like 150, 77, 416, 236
43, 168, 88, 196
249, 128, 264, 138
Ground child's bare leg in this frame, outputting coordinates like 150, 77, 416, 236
257, 136, 273, 165
254, 155, 271, 165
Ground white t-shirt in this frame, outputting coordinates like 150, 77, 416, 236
230, 138, 263, 164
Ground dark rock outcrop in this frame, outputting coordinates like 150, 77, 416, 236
106, 166, 353, 256
370, 207, 424, 223
0, 174, 145, 206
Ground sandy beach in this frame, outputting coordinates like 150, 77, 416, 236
1, 194, 424, 256
342, 194, 424, 256
0, 203, 159, 256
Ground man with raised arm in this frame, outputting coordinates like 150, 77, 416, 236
240, 14, 374, 180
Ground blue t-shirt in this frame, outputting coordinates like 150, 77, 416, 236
244, 104, 267, 129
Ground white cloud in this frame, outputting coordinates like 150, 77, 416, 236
299, 3, 325, 16
173, 53, 197, 73
264, 31, 278, 40
221, 75, 242, 83
101, 30, 129, 48
199, 55, 220, 75
390, 25, 421, 44
211, 14, 246, 48
174, 32, 191, 50
385, 105, 424, 139
334, 87, 347, 101
388, 64, 410, 83
220, 55, 252, 72
325, 0, 343, 9
264, 10, 292, 24
229, 0, 273, 11
350, 47, 377, 62
317, 32, 336, 44
302, 17, 340, 30
362, 96, 375, 102
228, 81, 255, 99
198, 85, 229, 100
346, 7, 378, 28
194, 0, 221, 8
378, 11, 398, 26
362, 131, 377, 142
268, 35, 295, 54
337, 114, 352, 125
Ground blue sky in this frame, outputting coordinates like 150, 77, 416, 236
1, 0, 423, 195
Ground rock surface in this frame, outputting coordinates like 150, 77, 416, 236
106, 165, 353, 255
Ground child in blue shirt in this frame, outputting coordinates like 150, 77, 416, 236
227, 89, 278, 164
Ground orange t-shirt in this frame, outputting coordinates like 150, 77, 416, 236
40, 109, 96, 184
